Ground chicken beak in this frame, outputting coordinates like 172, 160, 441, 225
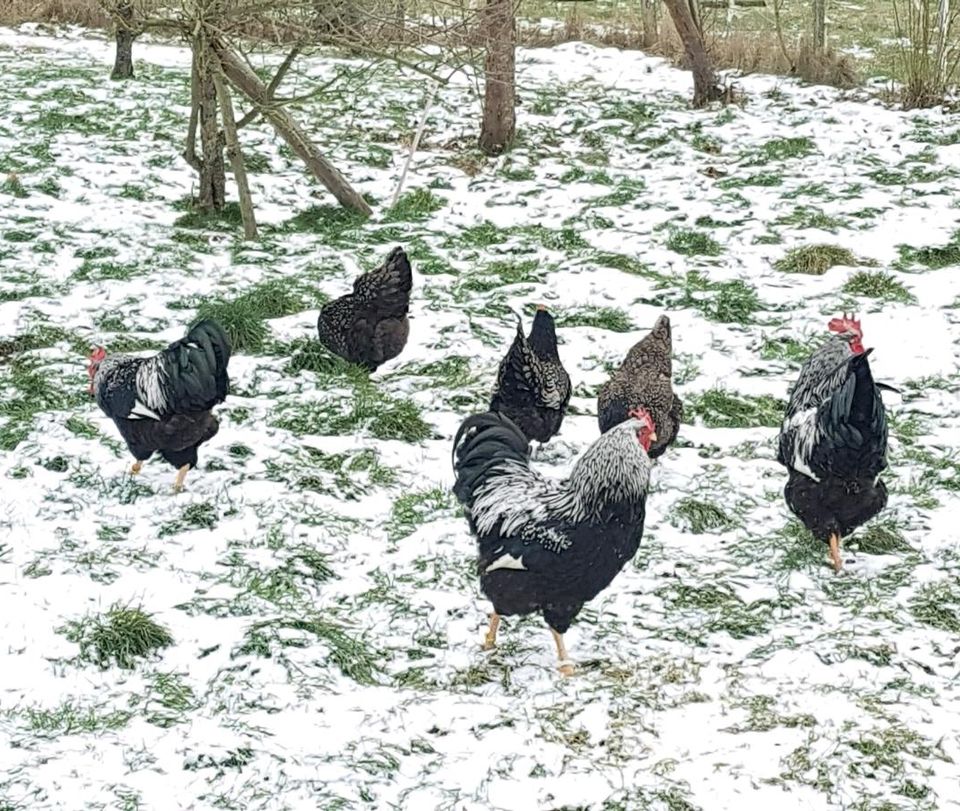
649, 431, 658, 443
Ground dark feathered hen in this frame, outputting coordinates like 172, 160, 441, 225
777, 314, 889, 572
87, 319, 231, 492
489, 307, 571, 444
452, 407, 657, 675
597, 314, 682, 459
317, 246, 412, 371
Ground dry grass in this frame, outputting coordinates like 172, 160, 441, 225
0, 0, 111, 27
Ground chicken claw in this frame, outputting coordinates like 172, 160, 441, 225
829, 533, 843, 573
173, 464, 190, 493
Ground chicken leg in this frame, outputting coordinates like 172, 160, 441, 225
828, 533, 843, 573
130, 461, 143, 475
482, 613, 500, 650
173, 464, 190, 493
550, 628, 575, 677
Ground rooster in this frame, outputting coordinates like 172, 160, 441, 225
452, 408, 656, 675
87, 319, 231, 492
777, 314, 889, 572
597, 314, 683, 459
316, 246, 412, 371
489, 306, 571, 444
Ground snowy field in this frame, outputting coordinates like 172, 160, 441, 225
2, 25, 960, 811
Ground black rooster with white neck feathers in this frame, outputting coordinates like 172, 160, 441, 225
87, 319, 231, 492
777, 314, 890, 572
452, 407, 657, 675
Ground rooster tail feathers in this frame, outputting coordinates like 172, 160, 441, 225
452, 412, 530, 506
185, 319, 232, 367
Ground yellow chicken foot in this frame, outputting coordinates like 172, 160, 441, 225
829, 533, 843, 573
172, 464, 191, 493
130, 461, 143, 475
483, 613, 501, 650
550, 628, 575, 677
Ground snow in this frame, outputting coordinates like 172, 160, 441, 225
1, 21, 960, 811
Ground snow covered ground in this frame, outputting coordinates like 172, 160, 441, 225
1, 25, 960, 811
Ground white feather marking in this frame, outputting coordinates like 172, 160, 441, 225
135, 357, 170, 414
785, 407, 820, 482
129, 400, 161, 421
484, 553, 526, 573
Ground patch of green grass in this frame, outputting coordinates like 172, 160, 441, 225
384, 188, 446, 222
118, 183, 148, 201
458, 259, 545, 292
775, 206, 845, 232
774, 244, 858, 275
702, 279, 761, 323
897, 230, 960, 269
65, 416, 98, 439
191, 279, 308, 353
851, 519, 912, 555
757, 136, 816, 162
144, 672, 197, 728
386, 487, 455, 541
272, 382, 432, 442
666, 228, 722, 257
173, 201, 245, 231
592, 251, 656, 277
556, 306, 633, 333
716, 172, 783, 189
0, 359, 88, 450
24, 701, 132, 736
279, 205, 367, 245
276, 337, 366, 379
594, 179, 646, 207
517, 224, 589, 252
687, 388, 785, 429
842, 271, 915, 304
1, 174, 27, 198
62, 603, 173, 669
909, 581, 960, 633
671, 497, 737, 534
158, 503, 219, 538
759, 335, 816, 364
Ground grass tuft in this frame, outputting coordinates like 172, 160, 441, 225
775, 244, 858, 275
842, 271, 915, 303
63, 603, 173, 669
672, 497, 737, 534
666, 228, 723, 257
687, 389, 785, 429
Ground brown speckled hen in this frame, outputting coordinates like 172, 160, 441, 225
317, 246, 412, 371
597, 314, 682, 459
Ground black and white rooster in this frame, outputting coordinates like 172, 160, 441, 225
452, 407, 656, 675
777, 314, 890, 572
87, 319, 231, 492
489, 306, 571, 444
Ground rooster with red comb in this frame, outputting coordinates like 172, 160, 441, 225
776, 314, 890, 572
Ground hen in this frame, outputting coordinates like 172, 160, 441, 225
597, 313, 683, 459
88, 319, 231, 492
317, 246, 412, 371
777, 314, 889, 572
489, 306, 571, 444
452, 408, 656, 675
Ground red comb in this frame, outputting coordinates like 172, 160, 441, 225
628, 407, 652, 425
89, 346, 106, 363
827, 313, 862, 338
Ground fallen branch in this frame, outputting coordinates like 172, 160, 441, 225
212, 60, 258, 240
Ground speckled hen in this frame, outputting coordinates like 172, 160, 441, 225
489, 306, 571, 444
597, 313, 683, 459
452, 408, 656, 675
316, 246, 412, 371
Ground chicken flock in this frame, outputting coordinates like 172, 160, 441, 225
85, 247, 892, 676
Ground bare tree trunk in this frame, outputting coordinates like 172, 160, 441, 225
641, 0, 659, 49
110, 1, 136, 80
196, 44, 226, 212
211, 39, 372, 215
663, 0, 722, 107
812, 0, 826, 51
212, 66, 258, 240
936, 0, 950, 83
478, 0, 516, 156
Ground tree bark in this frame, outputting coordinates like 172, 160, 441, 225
641, 0, 659, 49
211, 38, 372, 216
195, 43, 226, 212
663, 0, 722, 107
110, 1, 136, 80
812, 0, 826, 51
478, 0, 516, 156
212, 66, 258, 240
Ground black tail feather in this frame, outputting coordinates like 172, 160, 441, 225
452, 412, 530, 506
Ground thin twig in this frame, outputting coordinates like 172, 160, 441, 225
391, 82, 440, 208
